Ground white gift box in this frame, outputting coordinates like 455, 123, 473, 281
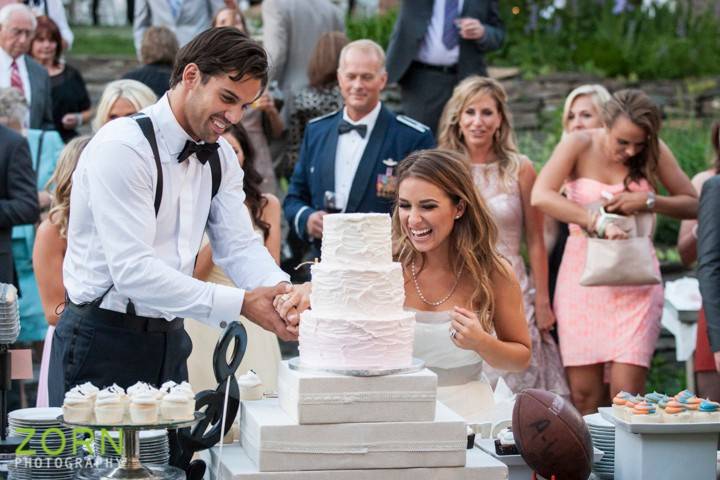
204, 444, 507, 480
278, 361, 437, 424
240, 399, 466, 472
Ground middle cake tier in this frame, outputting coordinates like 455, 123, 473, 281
309, 262, 405, 317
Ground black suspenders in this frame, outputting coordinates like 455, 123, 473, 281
90, 115, 223, 314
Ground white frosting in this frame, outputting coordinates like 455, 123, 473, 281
320, 213, 392, 266
71, 382, 99, 399
310, 262, 405, 317
300, 213, 416, 370
299, 311, 415, 369
64, 390, 93, 407
96, 385, 126, 407
127, 382, 160, 399
237, 370, 262, 388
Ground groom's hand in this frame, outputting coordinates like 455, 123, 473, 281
242, 283, 298, 341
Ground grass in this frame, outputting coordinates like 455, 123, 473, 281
70, 26, 135, 57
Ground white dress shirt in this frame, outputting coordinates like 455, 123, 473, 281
0, 50, 32, 104
416, 0, 464, 66
63, 94, 289, 327
334, 101, 382, 211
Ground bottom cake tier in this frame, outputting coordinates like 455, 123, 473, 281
298, 311, 415, 370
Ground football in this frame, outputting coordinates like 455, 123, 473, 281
512, 389, 593, 480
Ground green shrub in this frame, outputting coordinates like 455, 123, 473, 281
489, 1, 720, 80
346, 9, 398, 51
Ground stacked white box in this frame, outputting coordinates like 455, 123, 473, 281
240, 399, 467, 472
206, 443, 508, 480
278, 361, 438, 424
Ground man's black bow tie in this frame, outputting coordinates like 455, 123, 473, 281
177, 140, 220, 164
338, 120, 367, 139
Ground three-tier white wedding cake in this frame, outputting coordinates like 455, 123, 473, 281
299, 213, 416, 370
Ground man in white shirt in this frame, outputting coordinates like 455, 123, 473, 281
0, 3, 52, 129
48, 28, 304, 406
385, 0, 505, 133
283, 39, 435, 260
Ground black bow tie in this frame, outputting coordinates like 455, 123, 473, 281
338, 120, 367, 139
177, 140, 220, 164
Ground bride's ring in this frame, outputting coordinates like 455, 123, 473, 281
449, 328, 457, 339
279, 294, 291, 303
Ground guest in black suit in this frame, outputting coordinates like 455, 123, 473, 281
386, 0, 504, 133
0, 122, 40, 286
122, 26, 178, 98
698, 174, 720, 377
0, 4, 53, 129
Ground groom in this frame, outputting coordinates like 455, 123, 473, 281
49, 28, 306, 406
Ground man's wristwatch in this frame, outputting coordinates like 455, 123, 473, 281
646, 191, 656, 211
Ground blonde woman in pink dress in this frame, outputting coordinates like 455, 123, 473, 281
438, 76, 569, 397
532, 89, 697, 414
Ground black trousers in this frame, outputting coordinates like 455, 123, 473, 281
48, 302, 192, 407
399, 62, 460, 135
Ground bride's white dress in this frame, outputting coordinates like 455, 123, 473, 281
413, 310, 495, 422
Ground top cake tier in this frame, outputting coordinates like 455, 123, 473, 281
320, 213, 393, 265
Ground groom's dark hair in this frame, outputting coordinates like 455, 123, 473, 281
170, 27, 268, 89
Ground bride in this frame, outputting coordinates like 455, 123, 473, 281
394, 148, 531, 421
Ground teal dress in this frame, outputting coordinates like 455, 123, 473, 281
12, 129, 64, 343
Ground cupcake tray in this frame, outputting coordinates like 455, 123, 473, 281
58, 412, 204, 480
598, 407, 720, 480
598, 407, 720, 433
288, 357, 425, 377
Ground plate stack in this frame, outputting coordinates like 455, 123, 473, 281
94, 429, 169, 467
584, 413, 615, 479
8, 407, 81, 479
0, 283, 20, 343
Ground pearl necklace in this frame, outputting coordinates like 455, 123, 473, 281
410, 259, 462, 307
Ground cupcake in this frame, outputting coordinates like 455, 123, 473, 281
678, 394, 702, 420
95, 385, 127, 424
623, 395, 643, 421
696, 400, 720, 423
612, 391, 633, 420
644, 391, 665, 405
63, 390, 94, 423
159, 381, 178, 398
160, 389, 195, 421
237, 370, 263, 401
629, 401, 660, 424
129, 393, 160, 424
662, 399, 690, 423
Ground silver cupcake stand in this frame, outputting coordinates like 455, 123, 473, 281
59, 412, 204, 480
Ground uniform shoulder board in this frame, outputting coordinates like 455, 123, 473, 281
397, 115, 430, 133
308, 109, 340, 124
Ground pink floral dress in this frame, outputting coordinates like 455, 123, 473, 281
554, 178, 663, 368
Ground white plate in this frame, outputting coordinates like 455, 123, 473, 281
9, 408, 63, 422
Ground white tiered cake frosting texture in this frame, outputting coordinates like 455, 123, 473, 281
299, 213, 416, 370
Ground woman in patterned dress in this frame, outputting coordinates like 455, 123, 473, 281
532, 89, 697, 414
438, 76, 570, 397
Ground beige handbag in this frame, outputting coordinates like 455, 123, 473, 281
580, 211, 661, 286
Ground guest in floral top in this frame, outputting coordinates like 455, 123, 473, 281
283, 31, 348, 179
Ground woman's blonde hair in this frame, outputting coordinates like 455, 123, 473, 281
46, 136, 92, 238
561, 84, 612, 133
603, 89, 662, 189
438, 76, 520, 190
92, 79, 157, 132
392, 149, 508, 333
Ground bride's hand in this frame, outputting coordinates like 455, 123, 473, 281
273, 282, 311, 328
450, 306, 489, 352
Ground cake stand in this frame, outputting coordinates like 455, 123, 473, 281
59, 412, 204, 480
288, 357, 425, 377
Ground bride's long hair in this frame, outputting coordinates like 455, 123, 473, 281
392, 149, 509, 333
